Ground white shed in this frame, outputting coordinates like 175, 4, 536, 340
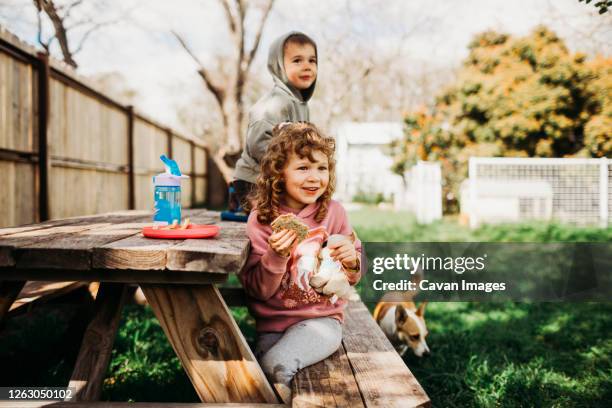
334, 122, 404, 203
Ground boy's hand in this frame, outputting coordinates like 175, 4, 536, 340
268, 229, 297, 257
328, 237, 357, 269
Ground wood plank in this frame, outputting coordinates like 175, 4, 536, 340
0, 267, 228, 285
0, 211, 151, 239
0, 210, 151, 238
15, 215, 151, 270
139, 283, 278, 404
0, 160, 37, 228
0, 279, 25, 325
92, 210, 220, 271
67, 282, 133, 401
48, 167, 129, 220
166, 221, 249, 273
0, 212, 150, 268
9, 280, 88, 313
0, 223, 104, 267
292, 345, 365, 408
0, 402, 286, 407
92, 233, 180, 270
0, 215, 90, 237
342, 301, 430, 408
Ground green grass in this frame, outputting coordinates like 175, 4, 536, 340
405, 302, 612, 407
351, 208, 611, 407
1, 207, 610, 406
350, 208, 612, 242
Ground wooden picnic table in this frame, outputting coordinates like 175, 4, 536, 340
0, 209, 279, 404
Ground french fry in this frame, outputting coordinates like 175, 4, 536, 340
160, 220, 179, 230
180, 218, 190, 230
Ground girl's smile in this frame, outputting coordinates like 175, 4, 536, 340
282, 151, 329, 210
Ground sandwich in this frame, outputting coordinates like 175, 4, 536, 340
271, 213, 309, 243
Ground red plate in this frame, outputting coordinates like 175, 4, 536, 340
142, 224, 220, 239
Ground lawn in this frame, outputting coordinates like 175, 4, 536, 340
351, 208, 611, 406
1, 207, 610, 406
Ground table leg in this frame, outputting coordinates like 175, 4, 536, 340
139, 283, 278, 404
0, 280, 26, 327
67, 282, 132, 401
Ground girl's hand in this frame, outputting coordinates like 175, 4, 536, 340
328, 238, 357, 269
268, 229, 297, 257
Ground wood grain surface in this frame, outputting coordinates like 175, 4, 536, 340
140, 284, 278, 404
67, 282, 133, 401
292, 345, 365, 408
341, 301, 431, 408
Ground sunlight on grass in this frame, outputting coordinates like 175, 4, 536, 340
349, 207, 611, 407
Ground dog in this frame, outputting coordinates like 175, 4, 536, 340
373, 292, 430, 357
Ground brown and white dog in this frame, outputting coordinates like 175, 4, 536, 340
373, 296, 430, 357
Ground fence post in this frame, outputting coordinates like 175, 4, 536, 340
166, 128, 173, 158
469, 158, 478, 229
36, 52, 50, 222
600, 158, 609, 228
190, 140, 196, 207
415, 162, 423, 223
126, 106, 135, 210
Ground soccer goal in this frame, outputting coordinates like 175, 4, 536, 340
463, 157, 611, 228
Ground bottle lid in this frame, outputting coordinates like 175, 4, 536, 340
153, 173, 189, 186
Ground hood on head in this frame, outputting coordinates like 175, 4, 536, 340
267, 30, 317, 102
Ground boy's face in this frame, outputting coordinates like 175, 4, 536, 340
283, 41, 317, 90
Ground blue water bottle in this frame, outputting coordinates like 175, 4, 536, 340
153, 155, 189, 226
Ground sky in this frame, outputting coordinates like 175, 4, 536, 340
0, 0, 609, 133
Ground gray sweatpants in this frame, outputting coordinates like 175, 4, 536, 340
255, 317, 343, 386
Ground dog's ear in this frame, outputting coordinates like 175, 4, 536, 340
416, 301, 428, 317
395, 305, 408, 325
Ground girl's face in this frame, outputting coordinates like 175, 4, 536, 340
282, 151, 329, 210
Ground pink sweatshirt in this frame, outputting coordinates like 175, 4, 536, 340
240, 200, 362, 332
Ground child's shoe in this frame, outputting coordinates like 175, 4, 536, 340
221, 182, 248, 222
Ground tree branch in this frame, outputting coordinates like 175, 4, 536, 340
62, 0, 84, 21
235, 0, 245, 80
171, 30, 225, 107
218, 0, 237, 33
245, 0, 274, 73
34, 0, 78, 68
72, 19, 119, 55
236, 0, 245, 29
34, 2, 51, 52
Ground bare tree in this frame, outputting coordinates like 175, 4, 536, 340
305, 0, 447, 130
33, 0, 122, 68
175, 69, 268, 153
173, 0, 275, 182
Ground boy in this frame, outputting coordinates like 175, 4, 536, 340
231, 31, 318, 212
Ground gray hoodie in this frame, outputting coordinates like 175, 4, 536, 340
233, 31, 317, 184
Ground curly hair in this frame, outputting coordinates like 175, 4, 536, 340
250, 122, 336, 225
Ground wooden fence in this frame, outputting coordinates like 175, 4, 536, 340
0, 27, 209, 228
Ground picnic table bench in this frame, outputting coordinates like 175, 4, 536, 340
0, 209, 430, 407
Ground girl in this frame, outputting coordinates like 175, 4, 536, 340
239, 122, 362, 403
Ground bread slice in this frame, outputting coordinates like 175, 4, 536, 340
271, 213, 309, 243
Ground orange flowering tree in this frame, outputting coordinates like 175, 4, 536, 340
391, 26, 611, 212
